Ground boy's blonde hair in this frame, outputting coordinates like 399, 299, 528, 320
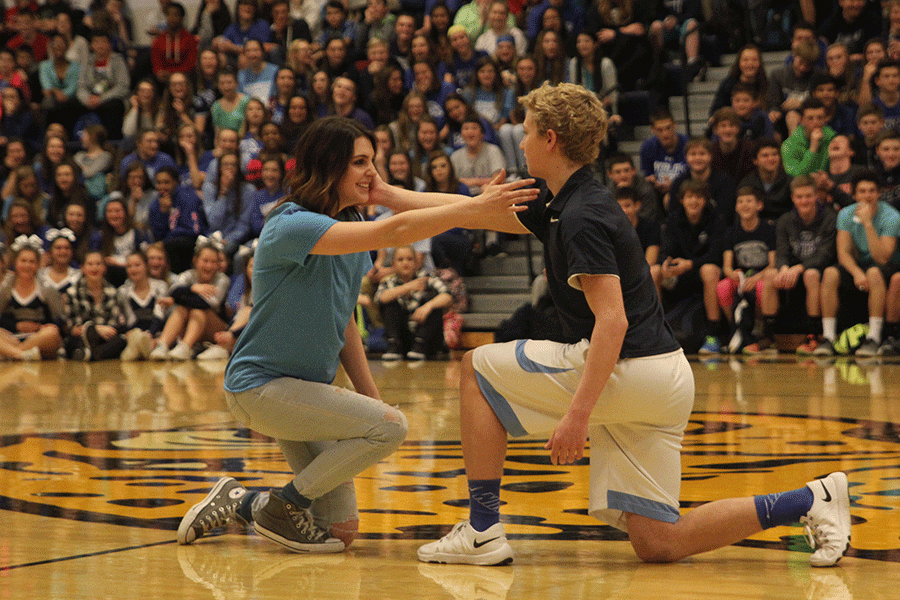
519, 82, 607, 165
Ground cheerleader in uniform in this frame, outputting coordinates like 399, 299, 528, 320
0, 235, 63, 359
37, 228, 79, 294
149, 234, 231, 361
118, 249, 170, 361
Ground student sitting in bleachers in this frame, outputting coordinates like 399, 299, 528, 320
850, 103, 886, 168
717, 186, 776, 354
0, 236, 63, 360
757, 175, 837, 355
653, 180, 726, 354
820, 170, 900, 356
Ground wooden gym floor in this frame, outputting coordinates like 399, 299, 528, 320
1, 354, 898, 599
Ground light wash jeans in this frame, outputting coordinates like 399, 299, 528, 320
497, 122, 526, 176
226, 377, 408, 526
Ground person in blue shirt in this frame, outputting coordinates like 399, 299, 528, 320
639, 109, 688, 209
200, 151, 256, 257
237, 39, 279, 102
213, 0, 271, 64
120, 130, 177, 181
148, 166, 207, 273
175, 116, 540, 554
248, 155, 286, 239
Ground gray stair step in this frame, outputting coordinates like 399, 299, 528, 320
721, 50, 790, 67
687, 81, 719, 94
478, 255, 541, 276
670, 92, 714, 107
468, 293, 530, 314
501, 238, 543, 255
673, 109, 713, 125
464, 275, 531, 293
706, 65, 730, 81
634, 125, 653, 140
619, 140, 642, 155
462, 312, 505, 330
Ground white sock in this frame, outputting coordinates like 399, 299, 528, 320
869, 317, 883, 343
822, 318, 837, 342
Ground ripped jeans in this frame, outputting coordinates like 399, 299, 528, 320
225, 378, 408, 502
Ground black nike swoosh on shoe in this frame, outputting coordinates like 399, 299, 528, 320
473, 536, 500, 549
820, 481, 832, 503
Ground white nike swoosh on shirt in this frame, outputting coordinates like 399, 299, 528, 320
550, 217, 559, 222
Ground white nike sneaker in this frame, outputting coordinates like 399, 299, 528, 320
800, 472, 851, 567
417, 521, 513, 566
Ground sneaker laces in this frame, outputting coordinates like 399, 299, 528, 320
800, 515, 833, 552
198, 501, 239, 533
433, 521, 472, 553
287, 506, 330, 542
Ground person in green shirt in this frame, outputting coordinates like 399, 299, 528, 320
781, 97, 836, 177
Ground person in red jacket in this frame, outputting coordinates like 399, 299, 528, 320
150, 2, 198, 85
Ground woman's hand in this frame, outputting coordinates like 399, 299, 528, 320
366, 169, 393, 208
468, 170, 537, 222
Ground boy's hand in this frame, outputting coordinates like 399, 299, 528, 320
407, 277, 427, 292
411, 305, 431, 323
545, 409, 589, 465
855, 201, 874, 224
809, 127, 824, 151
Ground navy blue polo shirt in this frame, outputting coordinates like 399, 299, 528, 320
516, 166, 680, 358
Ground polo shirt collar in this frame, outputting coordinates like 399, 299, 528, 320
545, 165, 594, 214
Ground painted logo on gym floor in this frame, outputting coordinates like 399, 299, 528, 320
0, 412, 897, 562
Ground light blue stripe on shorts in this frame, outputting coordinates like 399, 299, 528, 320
474, 371, 528, 437
607, 490, 681, 523
514, 339, 572, 374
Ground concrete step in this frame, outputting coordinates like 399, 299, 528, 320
478, 255, 542, 276
672, 109, 713, 126
670, 95, 713, 117
706, 65, 729, 81
501, 237, 543, 255
721, 50, 790, 68
464, 275, 531, 293
619, 140, 642, 155
468, 293, 530, 314
462, 312, 505, 330
686, 80, 719, 95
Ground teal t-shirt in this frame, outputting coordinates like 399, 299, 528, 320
836, 201, 900, 267
224, 203, 372, 392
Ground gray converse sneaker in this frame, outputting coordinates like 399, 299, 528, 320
418, 521, 514, 566
800, 472, 851, 567
177, 477, 247, 545
253, 489, 345, 553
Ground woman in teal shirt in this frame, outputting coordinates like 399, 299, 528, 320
176, 116, 538, 554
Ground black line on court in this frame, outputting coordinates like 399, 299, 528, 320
0, 539, 175, 571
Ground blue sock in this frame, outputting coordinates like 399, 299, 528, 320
754, 486, 815, 529
281, 482, 312, 509
238, 490, 259, 522
468, 479, 501, 532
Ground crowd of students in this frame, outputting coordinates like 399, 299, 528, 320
0, 0, 898, 362
632, 2, 900, 356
